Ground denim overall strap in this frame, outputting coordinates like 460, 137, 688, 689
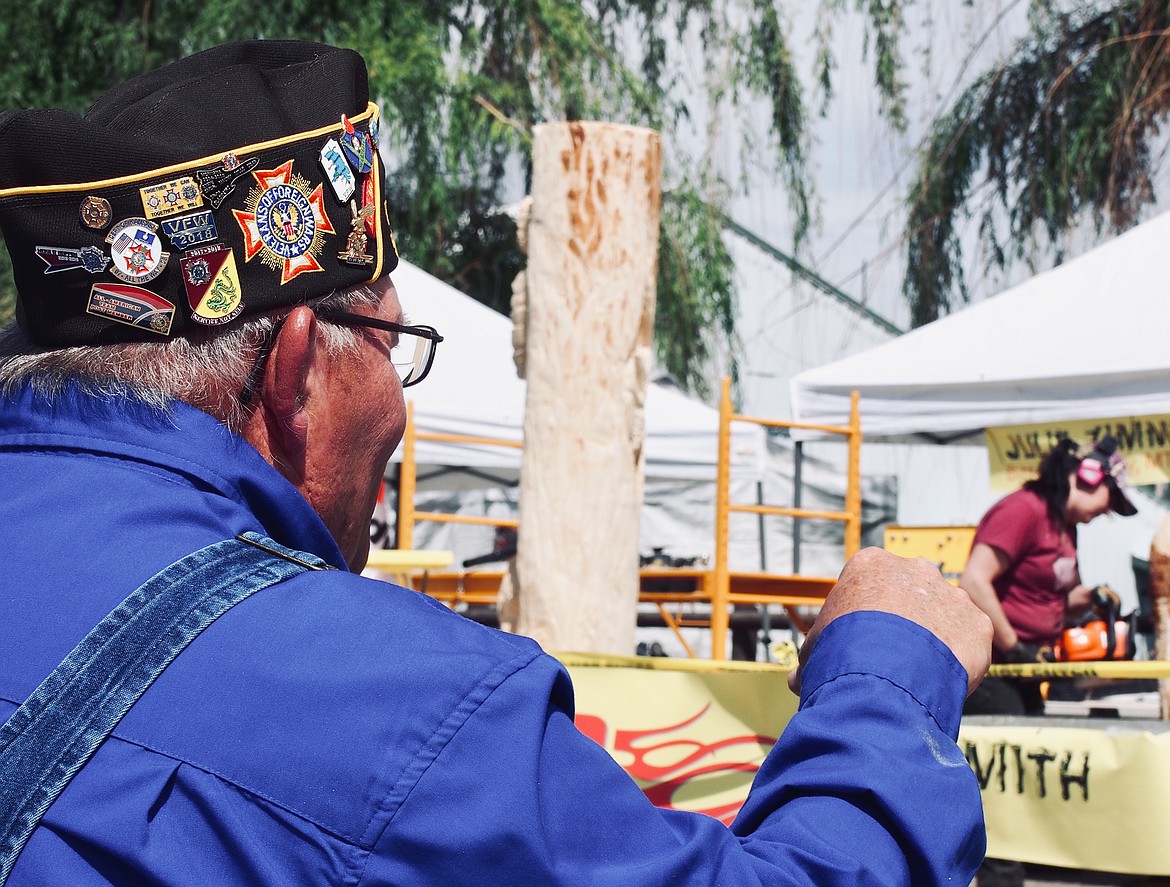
0, 531, 335, 885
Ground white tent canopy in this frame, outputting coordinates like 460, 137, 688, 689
789, 212, 1170, 443
389, 260, 766, 482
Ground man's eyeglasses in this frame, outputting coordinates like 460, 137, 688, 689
239, 303, 443, 408
313, 305, 443, 388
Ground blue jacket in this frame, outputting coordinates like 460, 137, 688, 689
0, 383, 984, 885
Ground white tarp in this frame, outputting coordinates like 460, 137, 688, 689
390, 260, 766, 483
788, 211, 1170, 443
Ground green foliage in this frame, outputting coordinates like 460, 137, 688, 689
657, 181, 739, 398
737, 0, 812, 244
814, 0, 910, 131
903, 0, 1170, 325
0, 0, 911, 392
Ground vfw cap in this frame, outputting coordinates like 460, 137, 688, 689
0, 40, 398, 347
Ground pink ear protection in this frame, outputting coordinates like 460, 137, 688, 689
1077, 457, 1107, 487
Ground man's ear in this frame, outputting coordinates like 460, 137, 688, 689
259, 306, 318, 473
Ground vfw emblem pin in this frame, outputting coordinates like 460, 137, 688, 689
181, 243, 243, 326
232, 160, 335, 284
106, 218, 169, 284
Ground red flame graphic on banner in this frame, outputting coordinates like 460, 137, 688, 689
576, 706, 777, 825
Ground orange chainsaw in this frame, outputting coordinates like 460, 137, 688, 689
1054, 585, 1135, 662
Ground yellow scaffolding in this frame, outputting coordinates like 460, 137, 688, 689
396, 401, 522, 554
699, 377, 861, 658
391, 379, 864, 658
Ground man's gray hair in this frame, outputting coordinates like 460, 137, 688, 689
0, 284, 383, 432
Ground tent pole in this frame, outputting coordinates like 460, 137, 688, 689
756, 480, 769, 661
711, 377, 733, 660
756, 480, 768, 570
398, 400, 417, 552
793, 442, 803, 574
845, 391, 862, 557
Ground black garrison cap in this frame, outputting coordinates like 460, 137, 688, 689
0, 40, 398, 346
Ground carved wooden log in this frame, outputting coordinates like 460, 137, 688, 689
512, 121, 661, 654
1148, 514, 1170, 719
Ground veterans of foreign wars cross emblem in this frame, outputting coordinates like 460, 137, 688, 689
232, 160, 336, 284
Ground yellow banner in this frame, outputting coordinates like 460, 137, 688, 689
559, 653, 795, 824
985, 416, 1170, 491
561, 653, 1170, 875
961, 722, 1170, 875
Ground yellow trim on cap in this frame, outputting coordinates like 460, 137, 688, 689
0, 103, 378, 198
372, 104, 385, 278
371, 153, 385, 279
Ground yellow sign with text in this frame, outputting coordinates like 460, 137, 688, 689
985, 415, 1170, 491
961, 722, 1170, 875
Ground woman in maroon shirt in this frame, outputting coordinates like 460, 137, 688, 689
961, 435, 1136, 715
959, 436, 1136, 887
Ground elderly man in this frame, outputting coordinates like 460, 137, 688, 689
0, 40, 991, 886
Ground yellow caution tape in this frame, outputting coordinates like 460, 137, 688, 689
990, 660, 1170, 679
554, 650, 791, 673
554, 655, 1170, 679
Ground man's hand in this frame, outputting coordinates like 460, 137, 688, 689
788, 547, 993, 696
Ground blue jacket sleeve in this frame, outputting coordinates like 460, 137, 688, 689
360, 611, 984, 886
731, 611, 986, 885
